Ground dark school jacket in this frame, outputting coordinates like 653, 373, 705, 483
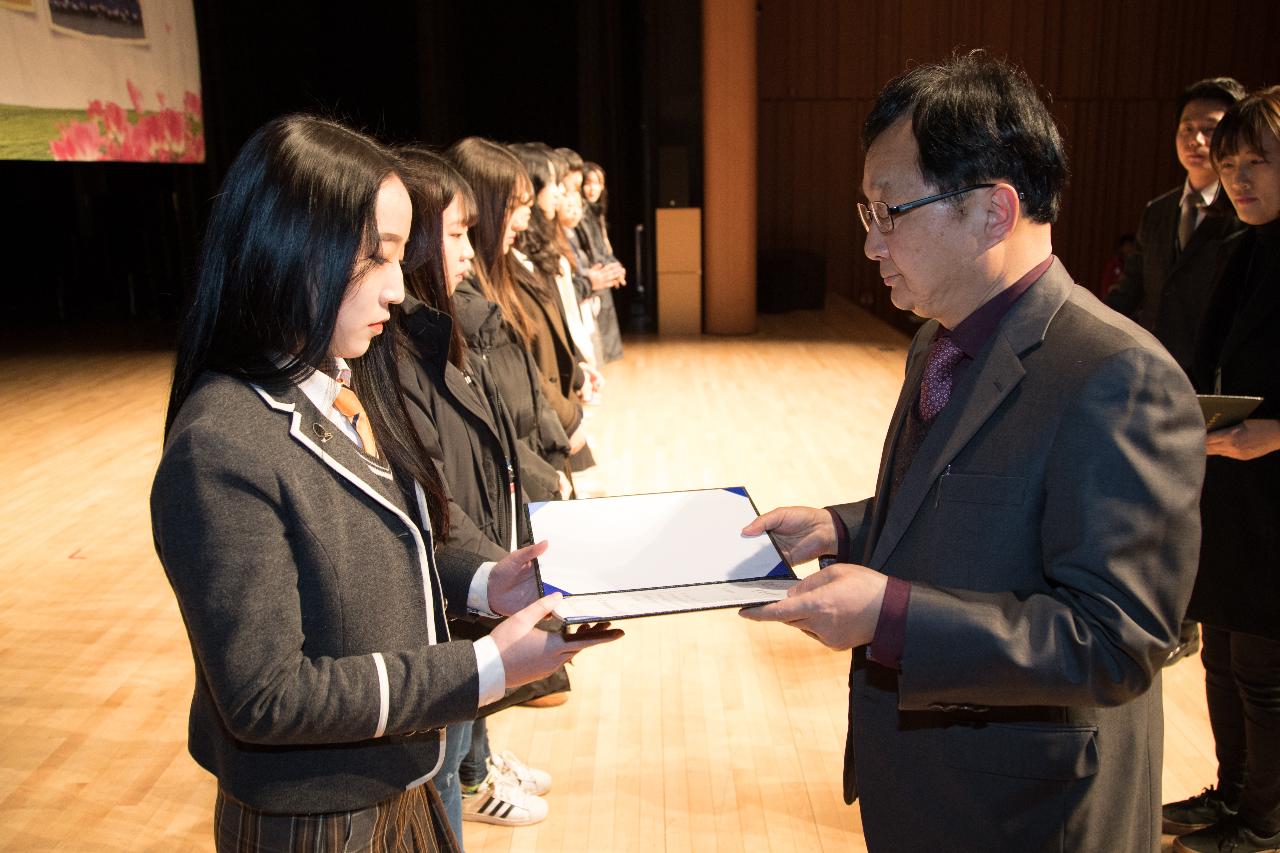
398, 296, 534, 562
451, 277, 569, 500
152, 372, 486, 814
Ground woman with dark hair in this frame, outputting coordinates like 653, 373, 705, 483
1164, 86, 1280, 853
394, 148, 570, 838
507, 143, 599, 473
445, 137, 574, 501
579, 161, 625, 363
511, 143, 599, 371
451, 138, 595, 478
151, 115, 618, 852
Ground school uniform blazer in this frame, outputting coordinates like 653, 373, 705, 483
830, 260, 1205, 852
152, 372, 486, 815
1105, 186, 1244, 371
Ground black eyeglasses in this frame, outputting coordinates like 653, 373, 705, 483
858, 184, 997, 234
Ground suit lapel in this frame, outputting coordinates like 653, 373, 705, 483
254, 383, 408, 514
862, 330, 931, 560
867, 261, 1073, 569
251, 383, 442, 644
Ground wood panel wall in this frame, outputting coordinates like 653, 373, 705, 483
758, 0, 1280, 325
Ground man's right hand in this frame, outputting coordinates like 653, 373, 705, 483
489, 594, 624, 688
742, 505, 837, 566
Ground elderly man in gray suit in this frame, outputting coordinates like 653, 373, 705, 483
742, 52, 1205, 852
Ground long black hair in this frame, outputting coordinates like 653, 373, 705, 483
583, 161, 609, 222
446, 137, 539, 345
509, 142, 564, 278
165, 113, 451, 534
398, 146, 476, 368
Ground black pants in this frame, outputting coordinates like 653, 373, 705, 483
1203, 625, 1280, 835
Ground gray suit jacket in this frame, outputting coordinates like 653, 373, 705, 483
832, 261, 1204, 852
152, 373, 485, 814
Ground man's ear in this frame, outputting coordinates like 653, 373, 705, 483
984, 183, 1021, 246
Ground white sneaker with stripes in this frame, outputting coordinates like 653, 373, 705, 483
460, 774, 548, 826
488, 750, 552, 796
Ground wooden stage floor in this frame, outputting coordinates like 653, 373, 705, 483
0, 296, 1215, 851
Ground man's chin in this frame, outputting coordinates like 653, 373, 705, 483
886, 285, 915, 315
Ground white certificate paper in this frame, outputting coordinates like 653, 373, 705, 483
528, 487, 796, 622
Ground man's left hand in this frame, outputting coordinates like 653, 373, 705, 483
488, 540, 549, 616
739, 563, 888, 650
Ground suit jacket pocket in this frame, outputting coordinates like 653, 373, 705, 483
938, 473, 1027, 506
945, 721, 1098, 781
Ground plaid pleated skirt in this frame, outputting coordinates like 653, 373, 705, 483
213, 783, 460, 853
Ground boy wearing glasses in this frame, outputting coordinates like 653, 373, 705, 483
743, 52, 1204, 852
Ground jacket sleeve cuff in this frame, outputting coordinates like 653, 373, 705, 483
822, 506, 850, 566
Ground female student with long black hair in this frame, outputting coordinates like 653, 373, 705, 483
513, 144, 600, 374
507, 143, 599, 474
394, 148, 564, 837
151, 115, 619, 852
446, 138, 591, 486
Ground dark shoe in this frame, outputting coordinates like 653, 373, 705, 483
1165, 626, 1202, 667
1172, 815, 1280, 852
1164, 787, 1240, 835
519, 692, 568, 708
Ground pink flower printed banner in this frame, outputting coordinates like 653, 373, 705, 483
0, 0, 202, 162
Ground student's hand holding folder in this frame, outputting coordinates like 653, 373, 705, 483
490, 593, 623, 689
487, 540, 550, 615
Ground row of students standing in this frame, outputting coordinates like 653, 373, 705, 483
150, 116, 626, 853
434, 139, 630, 839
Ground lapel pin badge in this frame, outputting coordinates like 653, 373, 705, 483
312, 422, 333, 443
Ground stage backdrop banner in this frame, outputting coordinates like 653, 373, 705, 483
0, 0, 202, 162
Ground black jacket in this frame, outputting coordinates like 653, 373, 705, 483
1187, 222, 1280, 640
451, 278, 568, 501
398, 297, 535, 561
399, 298, 573, 707
1105, 185, 1245, 372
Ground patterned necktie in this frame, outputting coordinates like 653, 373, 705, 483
918, 334, 966, 421
333, 386, 380, 458
1177, 193, 1200, 253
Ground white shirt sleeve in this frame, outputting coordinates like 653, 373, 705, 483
472, 636, 507, 707
467, 561, 497, 617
